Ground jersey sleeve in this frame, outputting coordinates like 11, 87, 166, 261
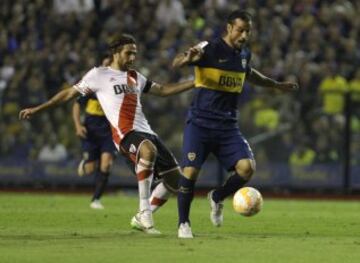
246, 49, 252, 74
136, 71, 156, 93
73, 67, 98, 95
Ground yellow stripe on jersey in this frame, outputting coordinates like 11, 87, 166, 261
85, 99, 105, 116
194, 67, 246, 93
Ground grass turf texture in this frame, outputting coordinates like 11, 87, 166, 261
0, 192, 359, 263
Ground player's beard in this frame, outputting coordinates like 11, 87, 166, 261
118, 62, 130, 71
124, 61, 134, 71
235, 40, 247, 50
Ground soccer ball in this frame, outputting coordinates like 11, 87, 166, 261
233, 187, 263, 216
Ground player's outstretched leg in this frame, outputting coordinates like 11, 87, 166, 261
209, 159, 254, 226
130, 140, 161, 234
150, 167, 180, 213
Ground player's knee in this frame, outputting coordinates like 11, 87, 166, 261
100, 161, 112, 173
182, 167, 199, 181
235, 159, 256, 181
236, 168, 253, 181
100, 154, 113, 172
84, 161, 96, 174
139, 140, 157, 161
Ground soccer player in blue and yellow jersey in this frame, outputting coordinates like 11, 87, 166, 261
72, 92, 115, 210
173, 10, 298, 238
71, 56, 115, 210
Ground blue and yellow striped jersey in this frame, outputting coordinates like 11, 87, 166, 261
188, 38, 252, 129
77, 94, 111, 137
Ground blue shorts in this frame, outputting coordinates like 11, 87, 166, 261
181, 121, 254, 171
81, 133, 116, 162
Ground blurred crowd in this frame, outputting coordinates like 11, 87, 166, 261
0, 0, 359, 167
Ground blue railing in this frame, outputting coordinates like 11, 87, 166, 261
0, 159, 358, 190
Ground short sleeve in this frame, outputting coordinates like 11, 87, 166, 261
130, 70, 155, 93
73, 67, 97, 95
246, 51, 252, 74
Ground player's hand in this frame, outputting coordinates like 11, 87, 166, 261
76, 125, 87, 138
184, 46, 203, 63
275, 82, 299, 92
19, 108, 37, 120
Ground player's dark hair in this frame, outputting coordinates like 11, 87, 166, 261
227, 10, 252, 25
108, 34, 136, 54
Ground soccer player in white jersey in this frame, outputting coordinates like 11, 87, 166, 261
19, 34, 195, 234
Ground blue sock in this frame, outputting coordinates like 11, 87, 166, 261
177, 175, 196, 225
212, 173, 248, 203
92, 171, 109, 201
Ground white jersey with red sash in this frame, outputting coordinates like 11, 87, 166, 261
74, 66, 156, 149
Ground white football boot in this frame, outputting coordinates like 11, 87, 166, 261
178, 222, 193, 238
131, 210, 161, 234
208, 190, 224, 227
90, 199, 104, 210
77, 159, 86, 177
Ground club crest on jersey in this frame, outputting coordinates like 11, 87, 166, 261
241, 58, 247, 68
129, 144, 137, 154
187, 152, 196, 161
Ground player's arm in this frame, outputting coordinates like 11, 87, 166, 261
172, 46, 204, 68
19, 86, 79, 120
246, 68, 299, 92
147, 80, 194, 97
72, 101, 87, 138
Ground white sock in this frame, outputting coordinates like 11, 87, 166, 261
150, 182, 171, 213
136, 158, 154, 212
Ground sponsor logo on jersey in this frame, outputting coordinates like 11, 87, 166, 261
218, 58, 228, 63
194, 67, 245, 93
113, 84, 136, 94
218, 75, 243, 88
187, 152, 196, 161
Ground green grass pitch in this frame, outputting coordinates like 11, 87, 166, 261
0, 192, 359, 263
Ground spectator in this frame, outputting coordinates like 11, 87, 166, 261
38, 135, 68, 162
155, 0, 186, 29
289, 140, 316, 166
53, 0, 94, 15
314, 136, 339, 164
0, 0, 358, 172
319, 64, 348, 115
